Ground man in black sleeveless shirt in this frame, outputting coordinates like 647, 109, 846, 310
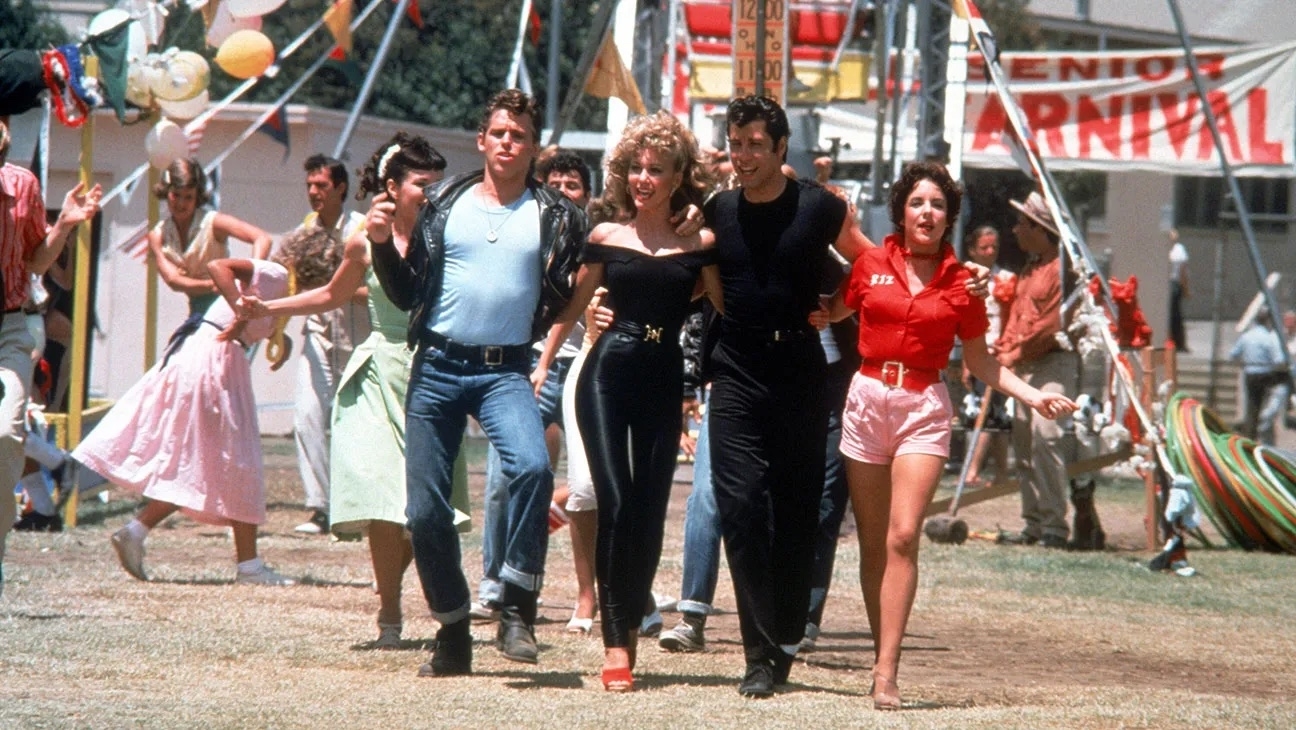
701, 96, 866, 696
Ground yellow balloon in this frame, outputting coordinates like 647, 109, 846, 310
215, 30, 275, 80
154, 51, 210, 102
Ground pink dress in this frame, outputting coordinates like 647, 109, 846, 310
74, 260, 289, 526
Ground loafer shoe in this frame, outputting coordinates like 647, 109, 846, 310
419, 622, 472, 677
738, 661, 775, 698
110, 527, 148, 581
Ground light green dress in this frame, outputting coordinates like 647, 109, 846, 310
328, 258, 471, 535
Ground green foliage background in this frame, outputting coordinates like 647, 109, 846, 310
157, 0, 607, 133
1, 0, 71, 49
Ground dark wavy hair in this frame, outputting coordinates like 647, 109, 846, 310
478, 88, 543, 144
153, 157, 211, 207
304, 153, 348, 191
272, 227, 341, 290
538, 148, 592, 196
600, 111, 710, 221
355, 132, 447, 200
888, 161, 963, 245
726, 95, 790, 148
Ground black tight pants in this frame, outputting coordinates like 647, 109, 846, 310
576, 330, 684, 648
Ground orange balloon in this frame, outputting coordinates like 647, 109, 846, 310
215, 30, 275, 80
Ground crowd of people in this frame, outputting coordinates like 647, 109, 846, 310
0, 90, 1096, 708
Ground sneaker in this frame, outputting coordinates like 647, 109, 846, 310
294, 510, 328, 535
13, 512, 63, 532
996, 530, 1039, 546
659, 620, 706, 652
653, 593, 677, 613
1039, 534, 1069, 550
799, 622, 820, 652
235, 566, 296, 586
419, 621, 472, 677
496, 609, 538, 664
110, 527, 148, 581
639, 608, 664, 638
374, 623, 402, 650
469, 600, 501, 622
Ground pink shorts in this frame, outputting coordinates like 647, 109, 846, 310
839, 371, 953, 464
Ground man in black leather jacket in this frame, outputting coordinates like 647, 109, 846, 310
370, 90, 587, 677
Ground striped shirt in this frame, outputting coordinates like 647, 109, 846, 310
0, 163, 48, 310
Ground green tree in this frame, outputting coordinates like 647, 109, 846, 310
976, 0, 1042, 51
160, 0, 607, 134
0, 0, 71, 49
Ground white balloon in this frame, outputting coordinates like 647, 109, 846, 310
127, 21, 149, 63
87, 8, 131, 38
206, 2, 263, 48
227, 0, 287, 19
158, 90, 209, 121
126, 60, 156, 108
152, 50, 210, 102
145, 119, 189, 170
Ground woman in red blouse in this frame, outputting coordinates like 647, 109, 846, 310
823, 162, 1076, 709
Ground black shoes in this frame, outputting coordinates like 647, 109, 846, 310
772, 651, 795, 686
419, 620, 472, 677
496, 609, 538, 664
738, 661, 775, 698
996, 530, 1039, 546
13, 512, 63, 532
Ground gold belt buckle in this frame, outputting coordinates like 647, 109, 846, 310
484, 346, 504, 366
643, 325, 662, 343
881, 361, 906, 389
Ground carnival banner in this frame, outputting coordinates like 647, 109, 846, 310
961, 42, 1296, 175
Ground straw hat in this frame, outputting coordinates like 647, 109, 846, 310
1010, 191, 1059, 237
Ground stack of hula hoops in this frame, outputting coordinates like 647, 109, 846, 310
1165, 392, 1296, 553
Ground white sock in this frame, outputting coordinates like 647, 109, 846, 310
237, 557, 264, 575
125, 519, 149, 541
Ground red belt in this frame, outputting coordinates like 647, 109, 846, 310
858, 360, 942, 392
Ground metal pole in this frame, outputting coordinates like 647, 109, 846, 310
334, 0, 414, 161
549, 0, 620, 145
546, 0, 563, 130
662, 0, 680, 113
145, 168, 160, 370
755, 0, 767, 97
869, 0, 896, 205
1207, 223, 1226, 409
1166, 0, 1291, 374
507, 0, 535, 89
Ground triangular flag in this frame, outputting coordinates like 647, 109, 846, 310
401, 0, 425, 30
528, 4, 541, 44
323, 0, 354, 54
84, 18, 132, 122
584, 34, 646, 115
327, 46, 364, 85
257, 105, 291, 162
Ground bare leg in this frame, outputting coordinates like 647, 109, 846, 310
847, 459, 891, 653
569, 509, 598, 621
545, 423, 563, 469
231, 522, 259, 563
850, 454, 945, 684
369, 520, 413, 626
137, 500, 180, 529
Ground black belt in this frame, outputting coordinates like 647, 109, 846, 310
719, 321, 816, 344
421, 330, 530, 367
609, 320, 675, 344
2, 307, 22, 314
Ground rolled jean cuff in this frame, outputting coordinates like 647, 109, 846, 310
478, 577, 503, 604
501, 564, 543, 593
677, 599, 713, 616
432, 602, 471, 625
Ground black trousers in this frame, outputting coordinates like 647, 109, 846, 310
576, 328, 684, 647
709, 336, 828, 664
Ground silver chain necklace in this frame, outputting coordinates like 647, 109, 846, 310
484, 197, 522, 243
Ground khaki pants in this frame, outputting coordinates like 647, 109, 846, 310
0, 315, 37, 563
1012, 349, 1079, 541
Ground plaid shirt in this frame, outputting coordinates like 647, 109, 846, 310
0, 163, 48, 310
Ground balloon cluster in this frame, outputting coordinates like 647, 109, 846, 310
86, 0, 286, 171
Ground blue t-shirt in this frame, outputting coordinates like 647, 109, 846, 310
425, 186, 542, 346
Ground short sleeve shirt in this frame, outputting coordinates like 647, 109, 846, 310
844, 234, 988, 372
0, 163, 49, 310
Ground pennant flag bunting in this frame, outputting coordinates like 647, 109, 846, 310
327, 46, 365, 85
402, 0, 425, 30
84, 18, 133, 122
528, 4, 541, 44
324, 0, 354, 54
585, 34, 646, 114
256, 105, 291, 161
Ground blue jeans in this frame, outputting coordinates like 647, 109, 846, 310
479, 354, 569, 604
677, 410, 719, 616
405, 346, 554, 624
807, 364, 853, 628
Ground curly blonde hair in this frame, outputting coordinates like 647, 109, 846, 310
272, 228, 341, 290
600, 111, 710, 221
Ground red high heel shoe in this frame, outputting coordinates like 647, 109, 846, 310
601, 667, 634, 692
